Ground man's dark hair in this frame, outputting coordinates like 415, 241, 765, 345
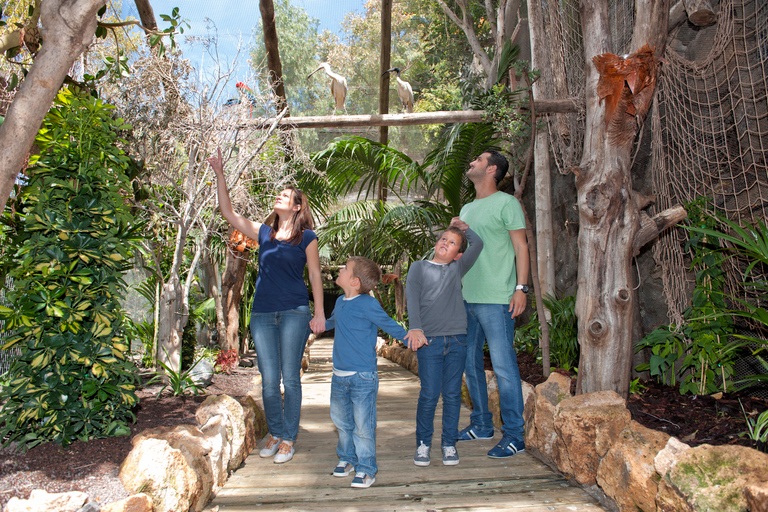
484, 149, 509, 186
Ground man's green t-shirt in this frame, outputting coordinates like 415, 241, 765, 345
459, 191, 525, 304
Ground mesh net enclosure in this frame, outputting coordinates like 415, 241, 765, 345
651, 0, 768, 325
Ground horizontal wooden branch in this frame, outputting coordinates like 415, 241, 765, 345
241, 100, 580, 130
634, 205, 688, 255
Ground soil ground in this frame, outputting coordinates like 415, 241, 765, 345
1, 349, 766, 510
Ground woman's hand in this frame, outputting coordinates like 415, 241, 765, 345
206, 147, 225, 178
309, 312, 326, 334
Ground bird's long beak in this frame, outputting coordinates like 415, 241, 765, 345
307, 67, 322, 79
381, 68, 396, 77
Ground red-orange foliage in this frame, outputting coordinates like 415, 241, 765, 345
593, 44, 660, 147
228, 229, 258, 252
215, 349, 239, 375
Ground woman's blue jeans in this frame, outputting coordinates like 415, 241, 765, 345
330, 372, 379, 477
415, 335, 467, 447
464, 302, 525, 441
250, 305, 312, 442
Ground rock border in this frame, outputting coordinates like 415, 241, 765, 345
377, 341, 768, 512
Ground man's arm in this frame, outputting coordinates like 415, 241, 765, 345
509, 228, 529, 318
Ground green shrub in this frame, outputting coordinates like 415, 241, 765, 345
0, 89, 144, 449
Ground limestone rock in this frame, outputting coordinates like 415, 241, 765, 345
196, 394, 247, 470
6, 490, 89, 512
597, 420, 670, 512
119, 435, 204, 512
656, 444, 768, 512
238, 395, 268, 456
199, 415, 231, 491
553, 390, 631, 485
654, 436, 691, 476
527, 372, 572, 457
188, 358, 214, 387
745, 481, 768, 512
101, 493, 153, 512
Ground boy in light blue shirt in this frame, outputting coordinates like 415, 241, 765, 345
324, 256, 413, 488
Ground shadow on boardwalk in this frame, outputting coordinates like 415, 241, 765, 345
206, 337, 605, 511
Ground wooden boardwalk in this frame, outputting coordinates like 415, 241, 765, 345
205, 337, 605, 511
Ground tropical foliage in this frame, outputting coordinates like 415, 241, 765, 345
0, 89, 143, 449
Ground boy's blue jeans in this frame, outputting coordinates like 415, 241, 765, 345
330, 372, 379, 476
250, 305, 312, 443
415, 335, 467, 447
464, 302, 526, 441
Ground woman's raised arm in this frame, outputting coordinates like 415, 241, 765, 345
207, 147, 262, 240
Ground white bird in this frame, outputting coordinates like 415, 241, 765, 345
308, 62, 348, 113
382, 67, 414, 113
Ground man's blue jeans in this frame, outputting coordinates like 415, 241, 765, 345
464, 302, 525, 441
330, 372, 379, 476
416, 335, 467, 447
250, 305, 312, 443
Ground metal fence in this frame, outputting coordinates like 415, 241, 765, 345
0, 274, 20, 375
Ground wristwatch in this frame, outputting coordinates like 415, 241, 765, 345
515, 284, 529, 294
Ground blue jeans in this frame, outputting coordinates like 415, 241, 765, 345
464, 302, 525, 440
330, 372, 379, 476
250, 305, 312, 442
416, 335, 467, 447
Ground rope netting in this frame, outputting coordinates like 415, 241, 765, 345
652, 0, 768, 323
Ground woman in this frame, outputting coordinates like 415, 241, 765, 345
208, 148, 325, 464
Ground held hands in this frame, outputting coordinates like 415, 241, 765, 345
449, 216, 469, 231
309, 313, 326, 334
404, 329, 427, 351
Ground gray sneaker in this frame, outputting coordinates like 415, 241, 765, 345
413, 441, 430, 466
442, 445, 459, 466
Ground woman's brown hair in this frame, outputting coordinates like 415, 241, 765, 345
268, 185, 314, 245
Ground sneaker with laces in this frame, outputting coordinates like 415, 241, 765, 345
442, 445, 459, 466
259, 436, 282, 458
458, 425, 494, 441
273, 442, 295, 463
413, 441, 431, 466
333, 461, 354, 477
487, 437, 525, 458
350, 472, 375, 488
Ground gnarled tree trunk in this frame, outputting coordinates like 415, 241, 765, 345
575, 0, 672, 398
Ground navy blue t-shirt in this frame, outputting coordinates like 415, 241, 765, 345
250, 223, 317, 313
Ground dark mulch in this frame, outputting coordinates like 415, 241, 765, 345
515, 350, 768, 450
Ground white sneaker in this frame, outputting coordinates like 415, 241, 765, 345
259, 436, 282, 458
273, 442, 295, 464
351, 472, 375, 488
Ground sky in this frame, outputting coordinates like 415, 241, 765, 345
131, 1, 366, 82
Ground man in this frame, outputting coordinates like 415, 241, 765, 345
458, 149, 529, 458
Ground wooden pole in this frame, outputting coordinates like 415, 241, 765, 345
241, 102, 579, 130
379, 0, 392, 202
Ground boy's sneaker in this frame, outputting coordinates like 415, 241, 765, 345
458, 425, 494, 441
273, 442, 295, 463
259, 436, 282, 458
333, 461, 354, 477
442, 445, 460, 466
487, 436, 525, 458
413, 441, 431, 466
350, 472, 375, 488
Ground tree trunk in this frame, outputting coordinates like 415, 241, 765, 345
0, 0, 105, 214
575, 0, 669, 398
220, 248, 250, 354
259, 0, 288, 114
378, 0, 392, 202
156, 277, 186, 372
132, 0, 157, 31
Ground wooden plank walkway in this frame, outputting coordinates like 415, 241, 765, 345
205, 337, 605, 511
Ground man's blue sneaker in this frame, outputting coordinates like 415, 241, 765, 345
458, 425, 495, 441
487, 437, 525, 458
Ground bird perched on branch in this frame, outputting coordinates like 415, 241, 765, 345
308, 62, 348, 113
382, 67, 414, 113
592, 44, 661, 147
